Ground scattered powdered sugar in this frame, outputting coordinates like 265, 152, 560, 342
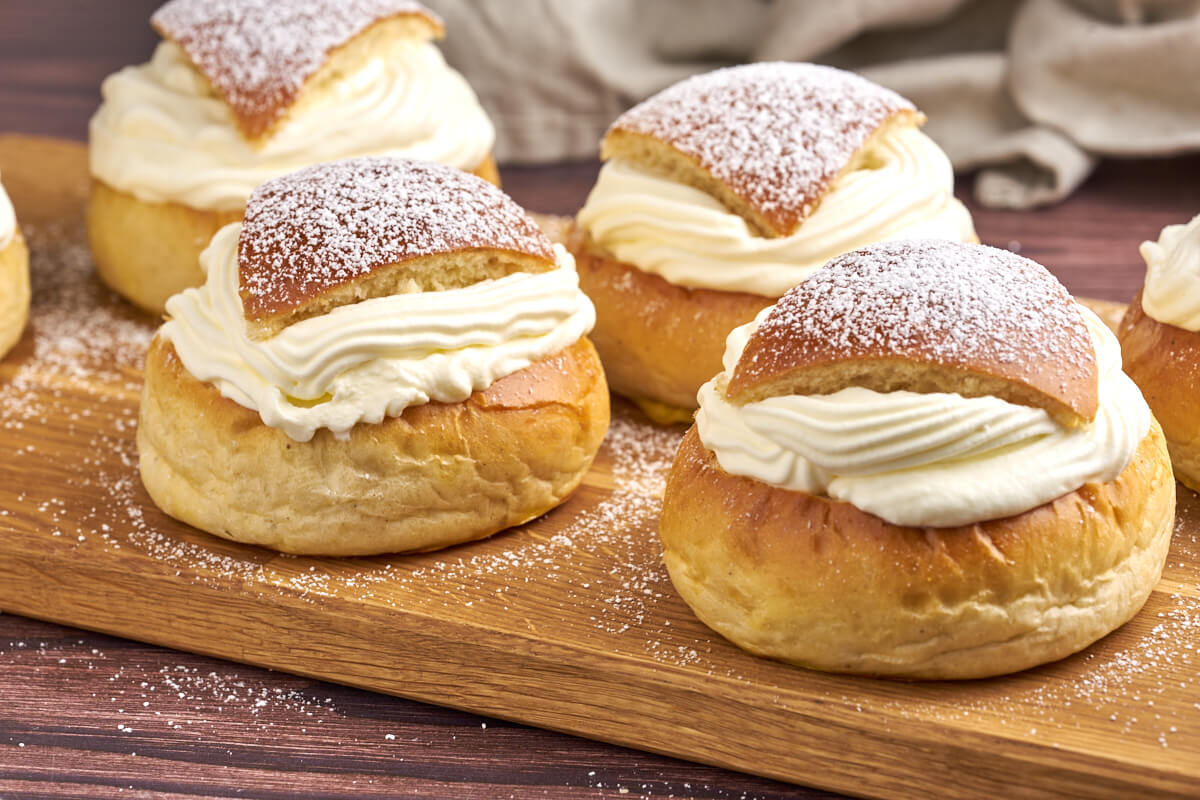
855, 588, 1200, 754
397, 415, 690, 647
0, 221, 152, 433
733, 239, 1096, 398
5, 221, 1199, 775
151, 0, 440, 137
237, 157, 555, 319
610, 62, 913, 235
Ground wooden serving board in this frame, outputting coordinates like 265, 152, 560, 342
1, 135, 1198, 799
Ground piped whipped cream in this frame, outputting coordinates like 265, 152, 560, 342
0, 173, 14, 250
161, 223, 595, 442
576, 125, 976, 297
1140, 213, 1200, 331
90, 37, 494, 212
696, 305, 1150, 527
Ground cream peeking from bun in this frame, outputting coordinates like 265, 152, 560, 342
88, 0, 498, 315
571, 62, 977, 422
661, 240, 1173, 679
137, 157, 608, 555
0, 173, 30, 360
1119, 213, 1200, 491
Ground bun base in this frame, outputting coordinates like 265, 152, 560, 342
0, 229, 30, 360
570, 227, 771, 417
138, 335, 609, 555
1119, 294, 1200, 492
660, 424, 1174, 679
88, 155, 502, 316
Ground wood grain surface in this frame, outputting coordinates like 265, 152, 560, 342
0, 135, 1199, 799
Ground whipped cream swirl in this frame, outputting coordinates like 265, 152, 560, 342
696, 305, 1149, 527
576, 125, 976, 297
161, 224, 595, 442
1140, 213, 1200, 331
0, 174, 14, 250
90, 37, 494, 212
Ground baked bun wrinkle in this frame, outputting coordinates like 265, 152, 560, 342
138, 336, 610, 556
1119, 292, 1200, 491
728, 240, 1100, 427
152, 0, 444, 141
237, 157, 555, 337
660, 424, 1175, 679
603, 62, 919, 238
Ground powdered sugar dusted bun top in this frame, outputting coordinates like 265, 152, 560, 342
152, 0, 443, 140
238, 157, 555, 332
603, 62, 918, 238
728, 240, 1099, 427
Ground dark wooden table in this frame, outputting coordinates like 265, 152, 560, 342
2, 2, 1199, 798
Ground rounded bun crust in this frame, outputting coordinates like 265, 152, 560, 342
138, 335, 609, 555
1119, 292, 1200, 491
86, 154, 500, 316
570, 226, 771, 418
237, 157, 543, 329
88, 178, 241, 315
660, 424, 1175, 679
603, 62, 918, 238
152, 0, 445, 141
0, 229, 30, 359
728, 240, 1100, 427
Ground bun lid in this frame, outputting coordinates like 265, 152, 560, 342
236, 157, 557, 336
727, 240, 1100, 427
151, 0, 444, 140
602, 62, 919, 239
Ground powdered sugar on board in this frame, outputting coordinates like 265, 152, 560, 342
0, 220, 151, 435
237, 157, 555, 320
609, 62, 914, 236
3, 216, 1199, 777
151, 0, 441, 138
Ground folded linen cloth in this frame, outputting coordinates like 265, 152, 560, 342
424, 0, 1200, 208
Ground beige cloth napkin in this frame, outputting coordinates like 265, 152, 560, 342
425, 0, 1200, 208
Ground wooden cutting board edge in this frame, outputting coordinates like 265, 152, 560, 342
1, 542, 1187, 800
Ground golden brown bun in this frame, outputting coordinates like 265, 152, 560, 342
86, 153, 500, 316
603, 62, 919, 237
728, 240, 1100, 427
660, 424, 1175, 679
0, 228, 30, 359
1119, 292, 1200, 491
88, 179, 241, 316
138, 336, 609, 556
570, 225, 771, 419
152, 1, 444, 141
237, 158, 546, 335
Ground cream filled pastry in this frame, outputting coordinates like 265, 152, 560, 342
138, 157, 609, 556
88, 0, 498, 315
1119, 213, 1200, 491
661, 239, 1174, 679
570, 62, 977, 422
0, 173, 30, 361
165, 224, 593, 442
